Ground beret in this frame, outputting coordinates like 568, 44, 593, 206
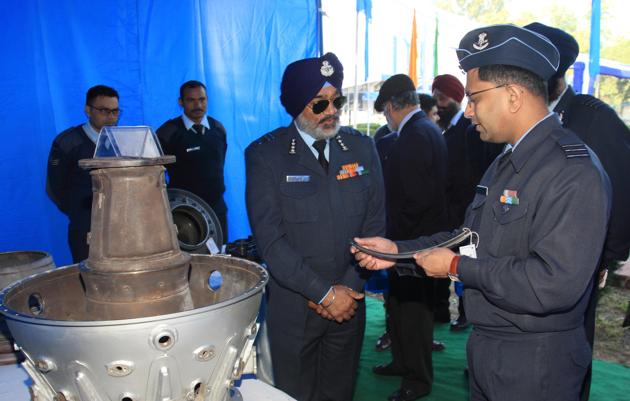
432, 74, 465, 103
456, 24, 560, 80
374, 74, 416, 112
524, 22, 579, 78
280, 52, 344, 119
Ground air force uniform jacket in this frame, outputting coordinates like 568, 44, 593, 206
396, 114, 611, 333
245, 124, 385, 330
554, 86, 630, 264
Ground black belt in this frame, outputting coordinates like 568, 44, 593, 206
350, 228, 474, 260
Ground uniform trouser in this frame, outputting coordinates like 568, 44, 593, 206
388, 273, 433, 394
433, 278, 451, 321
270, 302, 366, 401
215, 211, 228, 244
68, 226, 89, 263
467, 327, 591, 401
580, 276, 599, 401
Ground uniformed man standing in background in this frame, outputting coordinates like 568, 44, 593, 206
245, 52, 385, 401
156, 80, 228, 240
371, 73, 448, 401
46, 85, 120, 262
353, 25, 611, 401
525, 22, 630, 401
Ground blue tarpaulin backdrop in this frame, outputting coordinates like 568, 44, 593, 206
0, 1, 319, 266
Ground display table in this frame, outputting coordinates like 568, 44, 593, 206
0, 364, 295, 401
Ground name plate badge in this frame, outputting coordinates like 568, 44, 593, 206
286, 175, 310, 183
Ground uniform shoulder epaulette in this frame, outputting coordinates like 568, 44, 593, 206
574, 94, 607, 111
555, 131, 590, 159
253, 128, 285, 145
55, 125, 87, 146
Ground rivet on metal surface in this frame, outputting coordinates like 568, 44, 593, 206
150, 325, 178, 351
193, 345, 215, 362
36, 358, 57, 373
106, 361, 135, 377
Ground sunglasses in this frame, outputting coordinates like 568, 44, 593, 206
310, 96, 347, 114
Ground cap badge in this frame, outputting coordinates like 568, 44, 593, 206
472, 32, 489, 51
320, 60, 334, 77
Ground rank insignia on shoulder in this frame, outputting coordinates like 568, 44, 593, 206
286, 175, 310, 183
500, 189, 519, 205
560, 143, 589, 159
336, 162, 368, 180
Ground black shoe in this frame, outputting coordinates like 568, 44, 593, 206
372, 363, 407, 377
375, 331, 391, 351
450, 316, 470, 332
387, 387, 429, 401
431, 341, 445, 352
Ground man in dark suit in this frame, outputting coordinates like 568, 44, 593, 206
431, 74, 503, 329
354, 24, 611, 401
526, 22, 630, 401
245, 52, 385, 401
371, 74, 448, 401
156, 80, 228, 240
47, 85, 120, 262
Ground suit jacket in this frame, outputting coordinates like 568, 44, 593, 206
397, 115, 611, 333
46, 125, 96, 231
156, 116, 227, 213
554, 86, 630, 263
381, 110, 448, 241
245, 124, 385, 339
444, 116, 504, 230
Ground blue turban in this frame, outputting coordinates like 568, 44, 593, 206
280, 52, 344, 119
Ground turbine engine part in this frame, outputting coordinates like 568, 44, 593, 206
168, 188, 224, 254
0, 156, 268, 401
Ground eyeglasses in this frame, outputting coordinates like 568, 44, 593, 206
310, 96, 347, 115
89, 105, 122, 117
465, 84, 507, 103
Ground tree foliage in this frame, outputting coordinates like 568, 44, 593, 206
437, 0, 629, 119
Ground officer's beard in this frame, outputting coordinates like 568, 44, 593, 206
436, 101, 460, 130
296, 113, 341, 140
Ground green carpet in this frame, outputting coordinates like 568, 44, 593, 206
354, 297, 630, 401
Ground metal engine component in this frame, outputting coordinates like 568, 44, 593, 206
0, 156, 268, 401
168, 188, 224, 254
0, 251, 56, 366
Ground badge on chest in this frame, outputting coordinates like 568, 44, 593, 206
286, 175, 311, 183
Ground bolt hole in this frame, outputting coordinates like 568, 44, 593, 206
121, 397, 133, 401
207, 270, 222, 291
28, 293, 44, 315
158, 335, 172, 347
194, 382, 202, 396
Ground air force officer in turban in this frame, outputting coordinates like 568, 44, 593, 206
245, 52, 385, 401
